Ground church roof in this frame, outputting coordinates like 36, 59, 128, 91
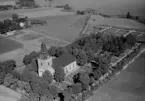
52, 53, 76, 69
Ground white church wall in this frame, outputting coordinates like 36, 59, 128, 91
37, 57, 55, 76
64, 61, 78, 75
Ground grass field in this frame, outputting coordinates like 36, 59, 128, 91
88, 15, 145, 30
30, 15, 88, 42
0, 85, 21, 101
0, 7, 55, 20
0, 29, 69, 66
18, 8, 74, 18
0, 36, 23, 55
20, 32, 43, 41
90, 52, 145, 101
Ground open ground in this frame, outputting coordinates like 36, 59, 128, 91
29, 14, 89, 42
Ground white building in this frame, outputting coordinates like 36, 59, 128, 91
6, 31, 16, 36
37, 42, 79, 77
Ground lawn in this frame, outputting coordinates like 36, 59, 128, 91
90, 52, 145, 101
0, 36, 23, 55
30, 15, 88, 42
88, 15, 145, 30
0, 85, 21, 101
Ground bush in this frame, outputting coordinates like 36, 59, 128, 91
42, 70, 53, 84
72, 83, 82, 94
49, 85, 60, 98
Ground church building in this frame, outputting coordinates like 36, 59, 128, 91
37, 42, 79, 77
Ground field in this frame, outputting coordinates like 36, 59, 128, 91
88, 15, 145, 30
0, 36, 23, 55
0, 7, 55, 20
0, 85, 21, 101
18, 8, 74, 18
0, 29, 70, 66
30, 15, 88, 42
83, 25, 105, 35
90, 52, 145, 101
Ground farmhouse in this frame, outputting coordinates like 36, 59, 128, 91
37, 42, 79, 77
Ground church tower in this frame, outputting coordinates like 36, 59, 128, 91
37, 42, 55, 77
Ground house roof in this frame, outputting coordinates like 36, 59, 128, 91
52, 53, 76, 69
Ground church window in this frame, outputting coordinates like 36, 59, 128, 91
48, 62, 49, 65
66, 67, 69, 74
41, 63, 43, 66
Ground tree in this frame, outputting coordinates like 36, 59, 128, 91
86, 49, 95, 62
27, 59, 38, 72
24, 82, 32, 94
48, 46, 58, 56
54, 67, 65, 82
12, 13, 19, 22
92, 69, 102, 80
62, 88, 74, 101
3, 73, 17, 87
41, 89, 53, 100
3, 19, 12, 32
28, 93, 40, 101
79, 73, 90, 91
17, 80, 26, 91
20, 69, 32, 82
76, 50, 88, 66
10, 20, 20, 31
2, 60, 16, 73
126, 34, 136, 48
48, 46, 65, 57
81, 65, 93, 74
0, 21, 4, 34
19, 94, 30, 101
49, 85, 60, 98
23, 51, 39, 65
127, 12, 132, 19
42, 70, 53, 84
72, 83, 82, 94
40, 96, 52, 101
0, 71, 6, 84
